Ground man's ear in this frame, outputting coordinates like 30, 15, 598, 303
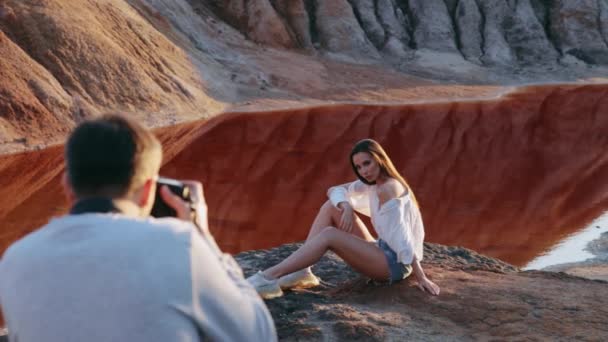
138, 178, 156, 208
61, 172, 76, 204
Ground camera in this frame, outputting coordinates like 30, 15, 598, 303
150, 177, 191, 218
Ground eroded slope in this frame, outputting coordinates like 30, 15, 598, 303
1, 84, 606, 267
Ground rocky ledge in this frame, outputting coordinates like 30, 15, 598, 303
236, 243, 608, 341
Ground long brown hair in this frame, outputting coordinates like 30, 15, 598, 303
349, 139, 419, 208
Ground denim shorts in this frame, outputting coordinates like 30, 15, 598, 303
377, 239, 412, 284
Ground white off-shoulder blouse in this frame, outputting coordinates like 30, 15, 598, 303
327, 180, 424, 265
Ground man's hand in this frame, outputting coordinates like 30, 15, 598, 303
338, 202, 355, 233
160, 180, 208, 232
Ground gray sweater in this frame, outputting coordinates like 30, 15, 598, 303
0, 213, 276, 342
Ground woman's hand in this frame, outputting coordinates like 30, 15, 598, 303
338, 202, 355, 233
416, 277, 440, 296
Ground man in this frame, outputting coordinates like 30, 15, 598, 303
0, 115, 276, 341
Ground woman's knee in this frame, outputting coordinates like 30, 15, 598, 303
318, 226, 340, 244
320, 200, 340, 219
320, 200, 333, 212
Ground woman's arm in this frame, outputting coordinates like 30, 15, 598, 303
411, 256, 440, 296
327, 180, 371, 232
326, 180, 369, 205
327, 182, 351, 208
327, 182, 356, 232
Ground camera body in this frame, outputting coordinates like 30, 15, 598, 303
150, 177, 191, 218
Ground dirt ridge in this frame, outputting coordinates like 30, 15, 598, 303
236, 242, 608, 341
211, 0, 608, 66
1, 84, 606, 268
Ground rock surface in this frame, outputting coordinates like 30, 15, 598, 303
236, 242, 608, 341
212, 0, 608, 68
549, 0, 608, 65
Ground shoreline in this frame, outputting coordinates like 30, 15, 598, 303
539, 214, 608, 281
541, 230, 608, 281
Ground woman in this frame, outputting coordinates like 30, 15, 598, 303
247, 139, 440, 298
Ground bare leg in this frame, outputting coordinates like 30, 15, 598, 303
307, 200, 375, 242
265, 227, 389, 280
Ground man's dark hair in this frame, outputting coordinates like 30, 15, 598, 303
65, 114, 162, 198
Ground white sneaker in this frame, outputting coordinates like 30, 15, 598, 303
278, 267, 320, 289
247, 271, 283, 299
